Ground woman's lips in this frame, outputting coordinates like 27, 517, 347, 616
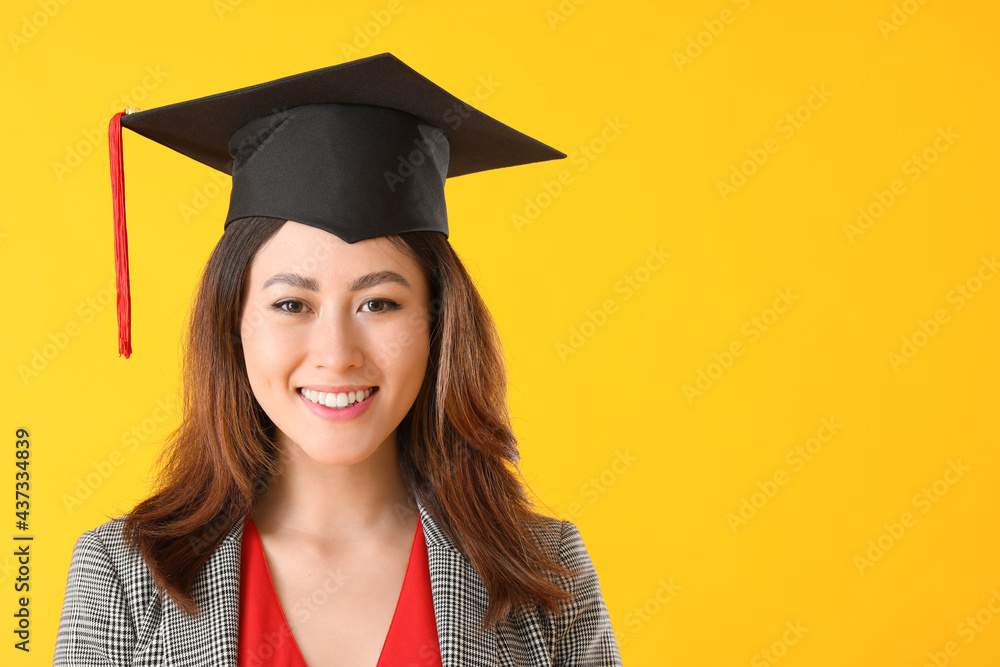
297, 386, 379, 421
299, 386, 377, 409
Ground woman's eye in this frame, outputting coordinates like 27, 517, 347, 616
273, 300, 304, 314
362, 299, 399, 313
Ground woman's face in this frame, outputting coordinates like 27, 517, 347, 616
239, 221, 431, 467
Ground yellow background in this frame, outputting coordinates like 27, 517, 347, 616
2, 0, 999, 664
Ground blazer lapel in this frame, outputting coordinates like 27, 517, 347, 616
157, 503, 501, 667
161, 517, 244, 666
417, 499, 501, 667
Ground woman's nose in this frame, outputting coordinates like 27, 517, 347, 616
308, 312, 365, 372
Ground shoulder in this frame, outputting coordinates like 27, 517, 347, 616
65, 514, 245, 603
73, 516, 139, 565
72, 517, 145, 569
520, 513, 624, 665
57, 515, 246, 664
523, 513, 606, 620
55, 517, 161, 665
63, 517, 160, 621
527, 512, 598, 574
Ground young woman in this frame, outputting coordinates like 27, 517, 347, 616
55, 54, 621, 666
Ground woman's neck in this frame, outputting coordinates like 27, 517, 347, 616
251, 431, 414, 545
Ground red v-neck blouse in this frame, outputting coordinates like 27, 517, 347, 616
237, 513, 442, 667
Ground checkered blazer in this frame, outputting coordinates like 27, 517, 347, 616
54, 499, 622, 666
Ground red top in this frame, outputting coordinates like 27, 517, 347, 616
237, 512, 442, 667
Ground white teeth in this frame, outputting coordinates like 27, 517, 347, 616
302, 388, 373, 409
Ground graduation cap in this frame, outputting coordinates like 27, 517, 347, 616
109, 52, 565, 358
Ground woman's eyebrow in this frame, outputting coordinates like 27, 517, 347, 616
349, 270, 410, 291
261, 270, 410, 292
262, 273, 319, 291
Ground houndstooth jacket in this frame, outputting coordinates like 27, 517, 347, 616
54, 499, 623, 666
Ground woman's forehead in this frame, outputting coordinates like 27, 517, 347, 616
248, 221, 422, 286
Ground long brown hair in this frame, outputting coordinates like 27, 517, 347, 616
121, 216, 576, 627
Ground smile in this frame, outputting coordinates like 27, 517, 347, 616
299, 387, 377, 409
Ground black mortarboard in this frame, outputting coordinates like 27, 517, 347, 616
109, 52, 565, 358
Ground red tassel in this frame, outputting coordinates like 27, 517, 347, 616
109, 111, 132, 358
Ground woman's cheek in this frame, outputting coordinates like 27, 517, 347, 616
397, 325, 430, 391
372, 322, 423, 372
241, 315, 293, 381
